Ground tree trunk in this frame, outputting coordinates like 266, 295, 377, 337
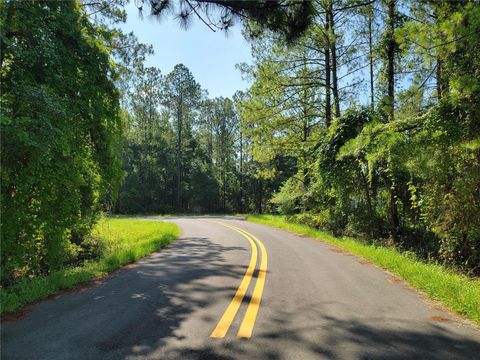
436, 59, 443, 100
328, 4, 340, 118
386, 0, 395, 122
358, 162, 373, 216
302, 51, 310, 186
176, 102, 183, 212
433, 8, 447, 101
0, 1, 15, 69
386, 0, 400, 238
223, 167, 226, 211
239, 128, 244, 213
257, 179, 263, 214
324, 12, 332, 127
389, 183, 400, 234
209, 120, 213, 163
368, 5, 375, 111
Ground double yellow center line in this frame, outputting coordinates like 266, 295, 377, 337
209, 222, 268, 339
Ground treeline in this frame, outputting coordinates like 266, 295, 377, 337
238, 0, 480, 275
116, 64, 296, 214
115, 63, 294, 215
117, 66, 240, 214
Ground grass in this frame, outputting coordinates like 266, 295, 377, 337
247, 214, 480, 326
1, 218, 179, 314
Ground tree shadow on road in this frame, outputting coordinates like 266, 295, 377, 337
149, 300, 480, 360
3, 236, 480, 360
2, 236, 248, 360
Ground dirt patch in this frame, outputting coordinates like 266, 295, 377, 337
329, 247, 347, 254
0, 306, 33, 323
358, 259, 371, 264
388, 278, 403, 285
403, 284, 418, 292
428, 303, 449, 312
430, 315, 450, 322
387, 275, 404, 285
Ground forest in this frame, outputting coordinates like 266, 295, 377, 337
1, 0, 479, 295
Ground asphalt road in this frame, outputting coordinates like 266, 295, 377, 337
2, 217, 480, 360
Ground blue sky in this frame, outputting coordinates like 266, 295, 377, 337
120, 2, 253, 98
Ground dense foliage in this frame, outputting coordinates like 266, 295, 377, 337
0, 1, 125, 286
116, 65, 262, 214
238, 0, 480, 275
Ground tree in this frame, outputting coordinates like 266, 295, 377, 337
161, 64, 204, 211
1, 0, 123, 284
238, 34, 324, 180
116, 67, 173, 213
210, 97, 238, 211
135, 0, 316, 42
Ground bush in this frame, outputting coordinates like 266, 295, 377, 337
270, 177, 304, 215
287, 211, 331, 230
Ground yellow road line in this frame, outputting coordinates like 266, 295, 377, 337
209, 221, 268, 339
226, 224, 268, 338
209, 223, 258, 338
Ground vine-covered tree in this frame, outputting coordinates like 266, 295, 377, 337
0, 0, 124, 284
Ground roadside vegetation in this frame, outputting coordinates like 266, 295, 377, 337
1, 0, 478, 319
1, 218, 178, 314
248, 215, 480, 326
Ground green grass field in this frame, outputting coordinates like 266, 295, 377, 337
1, 218, 179, 314
247, 214, 480, 326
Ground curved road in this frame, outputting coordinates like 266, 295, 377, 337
2, 217, 480, 359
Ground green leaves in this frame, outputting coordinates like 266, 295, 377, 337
1, 1, 123, 285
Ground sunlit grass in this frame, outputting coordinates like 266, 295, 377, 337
1, 218, 179, 314
247, 214, 480, 326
